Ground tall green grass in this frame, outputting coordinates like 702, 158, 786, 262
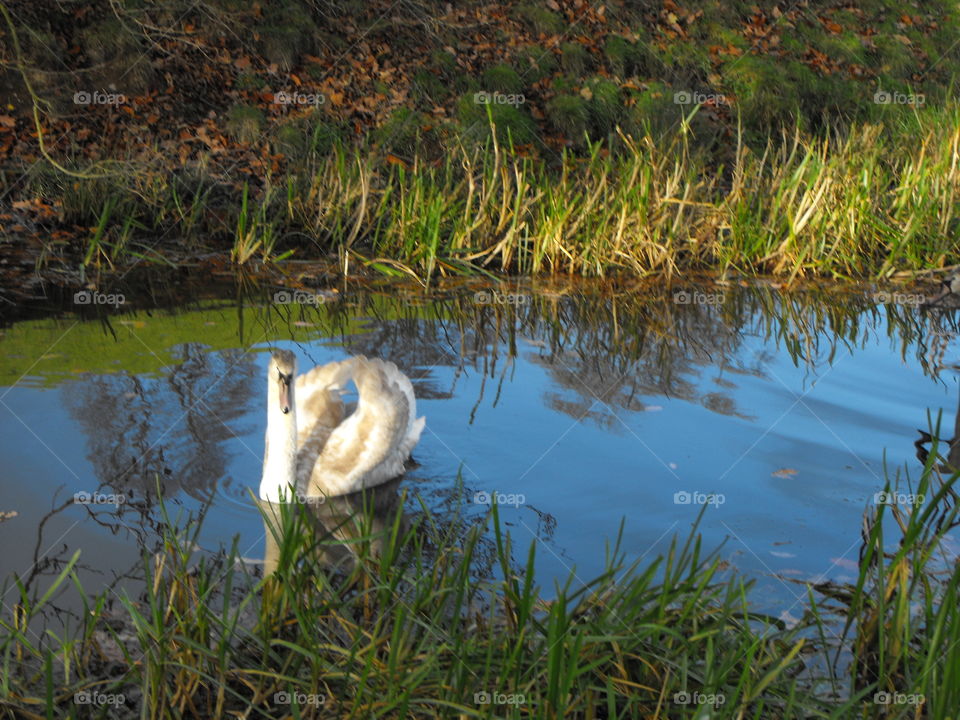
2, 459, 959, 718
22, 103, 960, 280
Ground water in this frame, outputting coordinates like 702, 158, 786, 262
2, 281, 959, 624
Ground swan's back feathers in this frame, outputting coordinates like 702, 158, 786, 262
298, 356, 425, 497
379, 359, 426, 458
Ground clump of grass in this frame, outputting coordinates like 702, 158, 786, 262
560, 42, 591, 75
6, 456, 960, 718
515, 4, 565, 35
373, 107, 426, 156
603, 35, 634, 76
412, 68, 450, 106
546, 93, 590, 142
515, 44, 558, 83
224, 104, 265, 144
78, 17, 153, 94
840, 434, 960, 713
0, 491, 823, 718
257, 1, 317, 70
272, 123, 306, 157
235, 72, 266, 91
457, 94, 538, 146
481, 63, 525, 95
585, 77, 622, 134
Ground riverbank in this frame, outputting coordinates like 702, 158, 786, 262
1, 0, 958, 296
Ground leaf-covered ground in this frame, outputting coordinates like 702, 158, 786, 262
0, 0, 958, 294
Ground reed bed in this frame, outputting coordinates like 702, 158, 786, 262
32, 103, 960, 281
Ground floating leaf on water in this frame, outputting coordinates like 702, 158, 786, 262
772, 468, 798, 478
830, 557, 859, 570
0, 510, 17, 522
770, 551, 796, 558
779, 610, 801, 628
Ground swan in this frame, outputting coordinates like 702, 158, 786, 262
259, 349, 425, 504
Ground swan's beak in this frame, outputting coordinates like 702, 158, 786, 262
278, 373, 292, 414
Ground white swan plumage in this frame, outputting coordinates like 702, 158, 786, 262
259, 350, 425, 503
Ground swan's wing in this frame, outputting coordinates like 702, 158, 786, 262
295, 358, 353, 448
302, 357, 411, 497
378, 360, 426, 459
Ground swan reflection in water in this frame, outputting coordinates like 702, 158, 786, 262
257, 477, 405, 577
257, 350, 424, 574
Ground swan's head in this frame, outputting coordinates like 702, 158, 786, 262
269, 350, 296, 414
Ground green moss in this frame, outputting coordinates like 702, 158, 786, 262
482, 64, 525, 94
515, 4, 565, 35
560, 42, 591, 76
225, 104, 265, 144
546, 94, 590, 143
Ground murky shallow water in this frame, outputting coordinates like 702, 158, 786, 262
2, 281, 959, 623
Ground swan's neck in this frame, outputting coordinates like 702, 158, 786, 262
260, 380, 298, 503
